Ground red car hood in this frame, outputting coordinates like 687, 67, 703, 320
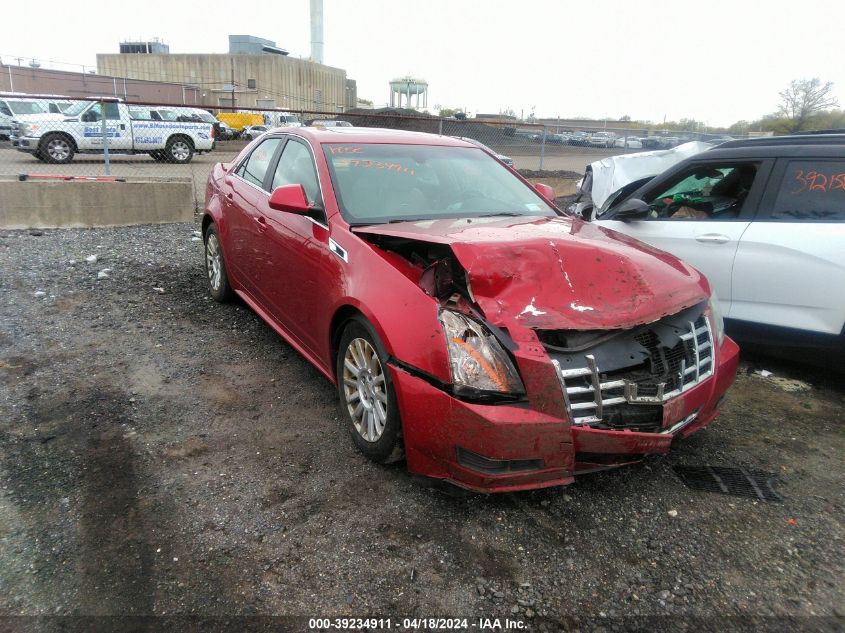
353, 215, 709, 330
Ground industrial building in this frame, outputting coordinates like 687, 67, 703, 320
97, 34, 356, 112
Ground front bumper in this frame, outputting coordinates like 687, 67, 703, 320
390, 336, 739, 493
15, 137, 39, 151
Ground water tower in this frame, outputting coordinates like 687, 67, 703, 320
389, 76, 428, 109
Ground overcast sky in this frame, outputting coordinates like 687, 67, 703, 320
4, 0, 844, 126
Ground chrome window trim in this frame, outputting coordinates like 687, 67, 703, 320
229, 136, 330, 232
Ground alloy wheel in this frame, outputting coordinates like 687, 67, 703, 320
47, 138, 70, 161
342, 338, 388, 442
171, 141, 191, 161
205, 233, 222, 291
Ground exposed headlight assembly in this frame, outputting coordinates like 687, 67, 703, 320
708, 293, 725, 345
440, 309, 525, 396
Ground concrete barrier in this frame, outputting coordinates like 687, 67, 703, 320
0, 177, 194, 229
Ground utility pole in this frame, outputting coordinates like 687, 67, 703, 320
230, 57, 235, 109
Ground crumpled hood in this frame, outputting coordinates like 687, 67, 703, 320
354, 215, 709, 330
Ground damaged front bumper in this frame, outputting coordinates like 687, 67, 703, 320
389, 308, 739, 493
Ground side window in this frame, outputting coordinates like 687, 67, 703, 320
641, 163, 759, 220
236, 138, 283, 189
768, 160, 845, 222
271, 140, 321, 205
84, 103, 120, 121
0, 104, 11, 117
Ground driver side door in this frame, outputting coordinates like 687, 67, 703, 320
596, 159, 772, 316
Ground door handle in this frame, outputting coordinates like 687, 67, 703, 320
254, 216, 268, 230
695, 233, 730, 244
225, 192, 233, 200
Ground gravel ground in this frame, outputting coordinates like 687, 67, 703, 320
0, 223, 843, 632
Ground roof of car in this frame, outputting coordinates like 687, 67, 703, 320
276, 126, 477, 147
686, 133, 845, 161
717, 133, 845, 149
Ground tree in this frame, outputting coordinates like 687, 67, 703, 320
777, 78, 839, 132
619, 115, 631, 122
438, 107, 458, 118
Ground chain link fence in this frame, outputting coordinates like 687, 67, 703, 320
0, 94, 750, 210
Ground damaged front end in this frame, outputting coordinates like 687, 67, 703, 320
352, 218, 738, 491
545, 301, 716, 434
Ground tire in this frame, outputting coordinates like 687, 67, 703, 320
336, 317, 404, 463
165, 136, 194, 164
40, 133, 74, 164
203, 224, 234, 302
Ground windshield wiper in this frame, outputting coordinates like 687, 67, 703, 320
475, 212, 530, 218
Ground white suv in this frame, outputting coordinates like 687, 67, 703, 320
592, 134, 845, 357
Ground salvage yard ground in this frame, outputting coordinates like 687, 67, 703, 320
0, 224, 843, 629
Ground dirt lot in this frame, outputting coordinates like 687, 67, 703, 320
0, 224, 843, 631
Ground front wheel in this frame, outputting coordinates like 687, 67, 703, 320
165, 136, 194, 164
40, 133, 74, 164
204, 224, 234, 302
336, 318, 404, 463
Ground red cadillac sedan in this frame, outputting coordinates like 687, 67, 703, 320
201, 127, 739, 493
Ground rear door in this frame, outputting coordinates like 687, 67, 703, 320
597, 159, 772, 315
731, 158, 845, 336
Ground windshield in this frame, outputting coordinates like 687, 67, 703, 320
8, 101, 47, 115
196, 111, 217, 123
323, 143, 557, 225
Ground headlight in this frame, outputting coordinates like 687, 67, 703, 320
440, 309, 525, 395
708, 293, 725, 345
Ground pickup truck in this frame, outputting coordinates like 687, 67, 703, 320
12, 99, 214, 164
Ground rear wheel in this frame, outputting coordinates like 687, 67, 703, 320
165, 136, 194, 164
336, 318, 404, 463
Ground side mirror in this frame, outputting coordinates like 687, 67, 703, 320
268, 184, 312, 214
613, 198, 650, 220
534, 182, 555, 201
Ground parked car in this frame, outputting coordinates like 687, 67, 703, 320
455, 136, 514, 166
614, 136, 643, 149
217, 121, 235, 140
588, 132, 616, 148
200, 128, 738, 492
0, 92, 65, 140
13, 99, 214, 163
242, 125, 271, 140
567, 131, 590, 146
592, 134, 845, 357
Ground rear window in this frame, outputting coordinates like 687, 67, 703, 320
770, 160, 845, 222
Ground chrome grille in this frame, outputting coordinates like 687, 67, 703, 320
552, 315, 714, 428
